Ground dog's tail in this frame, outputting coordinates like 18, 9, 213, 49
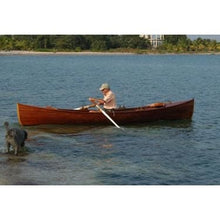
4, 121, 9, 131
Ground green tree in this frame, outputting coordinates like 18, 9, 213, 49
0, 36, 14, 50
91, 40, 108, 51
118, 35, 149, 49
33, 35, 52, 49
208, 40, 217, 51
164, 35, 187, 45
177, 38, 191, 52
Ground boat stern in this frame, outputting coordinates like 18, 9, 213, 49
16, 103, 23, 125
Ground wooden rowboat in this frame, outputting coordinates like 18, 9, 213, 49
17, 99, 194, 126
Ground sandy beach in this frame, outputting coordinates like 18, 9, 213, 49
0, 50, 220, 56
0, 50, 133, 55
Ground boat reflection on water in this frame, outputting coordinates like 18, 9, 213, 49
25, 124, 97, 136
23, 118, 194, 137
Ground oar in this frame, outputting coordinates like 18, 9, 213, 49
95, 104, 121, 129
74, 104, 96, 110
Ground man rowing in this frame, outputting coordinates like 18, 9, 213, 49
89, 83, 117, 110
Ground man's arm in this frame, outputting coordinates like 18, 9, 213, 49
89, 97, 105, 105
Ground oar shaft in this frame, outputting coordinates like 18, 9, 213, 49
74, 104, 96, 110
96, 105, 120, 128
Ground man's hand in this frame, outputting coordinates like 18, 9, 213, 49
89, 97, 96, 103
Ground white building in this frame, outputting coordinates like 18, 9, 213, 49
140, 35, 164, 48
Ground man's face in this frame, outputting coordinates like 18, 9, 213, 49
101, 88, 108, 95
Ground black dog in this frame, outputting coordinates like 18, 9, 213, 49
4, 122, 28, 155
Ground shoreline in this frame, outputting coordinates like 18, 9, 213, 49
0, 50, 133, 56
1, 50, 220, 56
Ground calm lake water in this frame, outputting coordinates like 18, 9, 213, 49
0, 54, 220, 185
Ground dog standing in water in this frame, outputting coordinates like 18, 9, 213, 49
4, 122, 28, 155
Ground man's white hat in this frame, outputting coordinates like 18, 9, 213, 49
99, 83, 110, 91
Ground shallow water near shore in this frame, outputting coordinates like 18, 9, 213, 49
0, 54, 220, 184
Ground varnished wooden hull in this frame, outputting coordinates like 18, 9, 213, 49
17, 99, 194, 126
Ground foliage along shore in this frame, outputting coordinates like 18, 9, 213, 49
0, 35, 220, 54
